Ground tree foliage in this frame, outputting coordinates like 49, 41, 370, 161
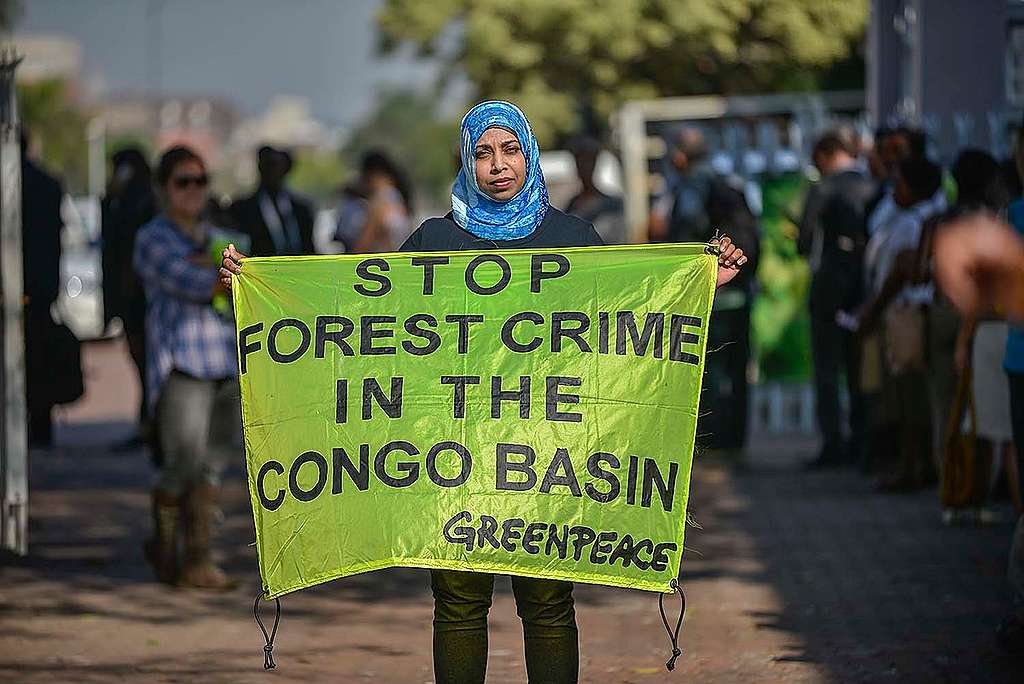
18, 79, 89, 192
290, 149, 349, 203
378, 0, 867, 145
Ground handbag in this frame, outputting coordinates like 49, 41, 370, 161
939, 367, 978, 508
884, 302, 926, 373
860, 332, 883, 394
26, 310, 84, 407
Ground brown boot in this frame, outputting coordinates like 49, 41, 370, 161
179, 484, 237, 590
144, 489, 181, 584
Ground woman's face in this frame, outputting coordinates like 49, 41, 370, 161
473, 126, 526, 201
165, 158, 209, 219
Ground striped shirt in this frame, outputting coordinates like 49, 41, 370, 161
133, 214, 236, 408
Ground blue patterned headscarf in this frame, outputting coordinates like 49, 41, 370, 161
451, 100, 549, 240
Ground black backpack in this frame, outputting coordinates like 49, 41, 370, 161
670, 173, 760, 289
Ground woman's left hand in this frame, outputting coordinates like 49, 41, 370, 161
219, 243, 247, 292
711, 235, 747, 288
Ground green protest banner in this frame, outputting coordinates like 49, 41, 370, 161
233, 244, 716, 599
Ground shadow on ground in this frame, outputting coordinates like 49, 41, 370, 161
701, 435, 1022, 683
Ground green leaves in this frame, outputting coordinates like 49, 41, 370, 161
17, 79, 90, 192
378, 0, 867, 145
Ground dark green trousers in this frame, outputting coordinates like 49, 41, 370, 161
431, 570, 578, 683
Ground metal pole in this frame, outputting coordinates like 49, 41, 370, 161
618, 103, 648, 244
86, 116, 106, 199
0, 46, 27, 555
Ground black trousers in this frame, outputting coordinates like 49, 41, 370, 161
125, 330, 148, 425
1010, 371, 1024, 495
25, 305, 55, 445
1008, 371, 1024, 615
809, 296, 863, 460
431, 570, 578, 684
119, 297, 149, 426
697, 303, 751, 450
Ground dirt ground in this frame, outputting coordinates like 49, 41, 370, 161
0, 340, 1019, 683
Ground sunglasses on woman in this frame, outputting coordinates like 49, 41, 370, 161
172, 173, 209, 189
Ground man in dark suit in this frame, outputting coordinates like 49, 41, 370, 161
102, 147, 157, 446
799, 130, 878, 468
228, 146, 315, 256
21, 131, 66, 447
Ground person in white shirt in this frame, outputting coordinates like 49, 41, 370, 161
854, 156, 945, 490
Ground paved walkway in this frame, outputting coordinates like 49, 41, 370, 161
0, 340, 1020, 682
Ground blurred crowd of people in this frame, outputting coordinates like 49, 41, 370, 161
15, 117, 1023, 635
795, 124, 1022, 526
795, 125, 1024, 650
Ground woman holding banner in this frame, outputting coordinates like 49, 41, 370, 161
222, 100, 746, 683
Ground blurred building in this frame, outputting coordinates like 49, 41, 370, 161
10, 33, 81, 83
101, 93, 240, 166
225, 95, 340, 190
868, 0, 1020, 157
230, 95, 336, 150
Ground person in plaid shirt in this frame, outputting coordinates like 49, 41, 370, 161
133, 145, 238, 590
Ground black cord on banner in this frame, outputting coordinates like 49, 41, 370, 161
253, 592, 282, 670
659, 578, 686, 671
705, 228, 723, 256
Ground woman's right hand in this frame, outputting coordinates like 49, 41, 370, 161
219, 243, 247, 292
